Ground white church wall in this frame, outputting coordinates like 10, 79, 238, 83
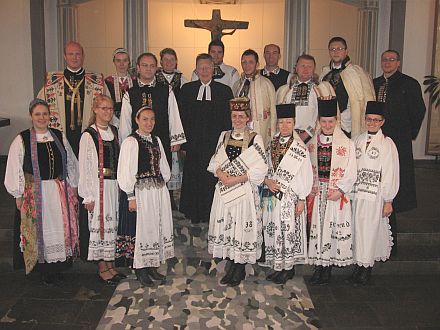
404, 0, 436, 159
310, 0, 359, 74
0, 0, 34, 155
77, 0, 124, 77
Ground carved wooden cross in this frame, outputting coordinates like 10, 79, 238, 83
184, 9, 249, 41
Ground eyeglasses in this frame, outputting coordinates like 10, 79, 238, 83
329, 47, 346, 52
381, 57, 399, 62
96, 106, 114, 111
365, 118, 384, 123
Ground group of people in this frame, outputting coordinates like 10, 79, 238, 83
4, 35, 426, 288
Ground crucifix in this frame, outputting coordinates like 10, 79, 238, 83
184, 9, 249, 41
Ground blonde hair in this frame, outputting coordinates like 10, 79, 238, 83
88, 94, 114, 127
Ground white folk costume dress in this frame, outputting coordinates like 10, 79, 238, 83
117, 131, 174, 269
352, 130, 399, 266
307, 126, 357, 266
5, 129, 79, 274
276, 79, 319, 140
233, 74, 277, 147
261, 132, 313, 271
207, 129, 268, 264
320, 60, 375, 136
78, 125, 120, 261
192, 62, 240, 89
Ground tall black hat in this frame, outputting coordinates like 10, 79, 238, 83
276, 103, 295, 119
366, 101, 385, 116
318, 98, 338, 117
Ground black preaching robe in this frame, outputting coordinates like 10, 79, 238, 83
179, 80, 233, 223
373, 70, 426, 212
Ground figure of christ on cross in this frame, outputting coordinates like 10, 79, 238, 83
184, 9, 249, 41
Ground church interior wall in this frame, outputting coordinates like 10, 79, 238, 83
0, 0, 34, 155
147, 0, 285, 79
309, 0, 359, 74
404, 0, 436, 160
77, 0, 124, 76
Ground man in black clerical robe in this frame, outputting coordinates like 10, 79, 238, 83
180, 53, 233, 224
373, 50, 426, 255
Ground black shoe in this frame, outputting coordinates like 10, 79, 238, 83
147, 267, 166, 281
273, 268, 295, 284
135, 268, 154, 287
266, 270, 281, 282
356, 267, 372, 285
317, 266, 332, 285
97, 270, 118, 286
345, 265, 362, 284
310, 266, 323, 285
228, 263, 246, 287
220, 261, 236, 285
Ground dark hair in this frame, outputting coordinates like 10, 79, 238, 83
263, 44, 280, 53
208, 39, 225, 53
241, 49, 259, 63
135, 106, 155, 119
328, 36, 347, 49
160, 48, 177, 60
296, 54, 316, 66
136, 52, 158, 66
196, 53, 214, 66
382, 49, 401, 61
29, 98, 49, 115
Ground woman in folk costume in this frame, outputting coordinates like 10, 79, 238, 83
261, 104, 313, 284
349, 101, 399, 285
117, 106, 174, 287
208, 97, 268, 287
4, 99, 79, 284
307, 98, 357, 285
79, 95, 126, 284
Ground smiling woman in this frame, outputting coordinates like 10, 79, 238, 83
4, 98, 80, 284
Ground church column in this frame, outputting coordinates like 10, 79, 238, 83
124, 0, 148, 62
284, 0, 310, 72
57, 0, 78, 70
356, 0, 379, 74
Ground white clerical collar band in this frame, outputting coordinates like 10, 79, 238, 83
263, 67, 280, 75
138, 78, 156, 87
197, 81, 212, 101
67, 67, 84, 74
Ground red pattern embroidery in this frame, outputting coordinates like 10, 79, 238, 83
336, 146, 347, 156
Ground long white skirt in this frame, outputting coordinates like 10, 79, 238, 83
133, 185, 174, 269
261, 188, 308, 271
40, 180, 69, 263
352, 197, 393, 267
167, 152, 183, 191
308, 181, 353, 267
87, 179, 119, 261
208, 184, 262, 264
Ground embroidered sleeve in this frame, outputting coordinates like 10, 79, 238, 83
207, 131, 226, 176
64, 134, 79, 188
381, 138, 400, 202
4, 135, 25, 198
78, 132, 98, 203
291, 151, 314, 199
168, 91, 187, 146
119, 92, 132, 142
247, 135, 269, 185
117, 137, 139, 197
157, 137, 171, 182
